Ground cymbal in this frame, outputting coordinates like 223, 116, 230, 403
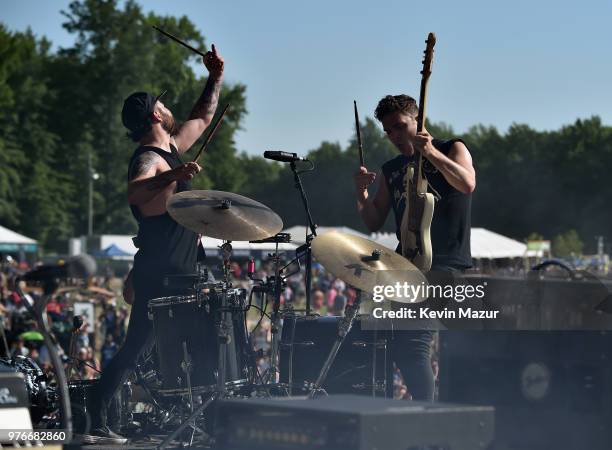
167, 190, 283, 241
312, 231, 428, 303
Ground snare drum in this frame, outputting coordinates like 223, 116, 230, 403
148, 288, 253, 395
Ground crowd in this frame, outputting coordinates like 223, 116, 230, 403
0, 255, 127, 382
1, 254, 439, 399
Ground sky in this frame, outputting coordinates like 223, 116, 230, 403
3, 0, 612, 157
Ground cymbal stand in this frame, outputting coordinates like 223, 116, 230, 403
308, 290, 363, 398
181, 342, 196, 446
65, 315, 84, 380
217, 241, 234, 394
265, 237, 285, 384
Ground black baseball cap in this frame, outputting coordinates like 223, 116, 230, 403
121, 90, 167, 133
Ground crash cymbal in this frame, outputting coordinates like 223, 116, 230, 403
167, 190, 283, 241
312, 231, 428, 303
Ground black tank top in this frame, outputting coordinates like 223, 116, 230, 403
128, 145, 198, 275
381, 139, 472, 269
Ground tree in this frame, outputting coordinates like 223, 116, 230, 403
553, 229, 584, 257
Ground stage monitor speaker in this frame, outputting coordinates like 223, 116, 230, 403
440, 330, 612, 450
215, 394, 494, 450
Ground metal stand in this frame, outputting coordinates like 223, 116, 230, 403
181, 342, 196, 446
156, 393, 217, 450
65, 315, 83, 380
289, 161, 317, 314
16, 280, 73, 436
216, 287, 231, 394
0, 318, 9, 357
308, 291, 363, 398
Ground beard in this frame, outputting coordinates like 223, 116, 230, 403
161, 110, 179, 136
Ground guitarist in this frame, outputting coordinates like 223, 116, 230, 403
353, 94, 475, 400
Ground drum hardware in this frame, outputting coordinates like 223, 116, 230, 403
66, 315, 84, 379
250, 232, 292, 244
0, 312, 9, 357
305, 232, 428, 399
351, 336, 387, 397
308, 291, 363, 398
180, 341, 197, 446
163, 265, 209, 294
148, 236, 254, 448
157, 392, 218, 450
279, 328, 314, 390
247, 233, 294, 386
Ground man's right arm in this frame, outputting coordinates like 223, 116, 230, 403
127, 152, 200, 205
354, 167, 391, 232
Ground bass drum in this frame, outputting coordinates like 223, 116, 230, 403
148, 289, 253, 395
279, 315, 391, 397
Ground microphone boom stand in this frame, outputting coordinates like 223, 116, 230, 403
289, 161, 317, 315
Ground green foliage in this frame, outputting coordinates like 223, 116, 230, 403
1, 1, 610, 257
526, 232, 544, 241
552, 229, 584, 257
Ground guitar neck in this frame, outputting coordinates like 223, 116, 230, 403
414, 32, 435, 188
415, 71, 429, 186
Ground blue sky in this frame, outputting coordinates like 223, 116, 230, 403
4, 0, 612, 157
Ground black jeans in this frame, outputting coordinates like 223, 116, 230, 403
91, 269, 159, 428
388, 264, 462, 401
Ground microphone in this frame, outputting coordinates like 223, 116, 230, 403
264, 151, 308, 163
24, 255, 97, 282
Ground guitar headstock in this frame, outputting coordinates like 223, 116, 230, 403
421, 32, 436, 80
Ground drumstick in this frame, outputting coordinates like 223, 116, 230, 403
153, 25, 206, 58
354, 100, 364, 167
193, 103, 230, 163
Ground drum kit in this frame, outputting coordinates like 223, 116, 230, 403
129, 186, 428, 447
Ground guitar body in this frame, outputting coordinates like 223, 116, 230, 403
401, 166, 434, 272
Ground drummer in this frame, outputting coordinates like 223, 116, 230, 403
84, 46, 225, 445
353, 95, 475, 401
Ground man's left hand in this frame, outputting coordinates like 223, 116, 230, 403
203, 43, 224, 79
414, 131, 436, 158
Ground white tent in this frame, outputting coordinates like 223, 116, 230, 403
283, 225, 370, 246
369, 228, 530, 259
470, 228, 528, 259
72, 234, 296, 259
0, 225, 38, 253
72, 227, 530, 261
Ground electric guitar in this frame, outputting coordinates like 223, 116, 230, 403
400, 32, 436, 272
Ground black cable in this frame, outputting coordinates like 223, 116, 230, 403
65, 356, 102, 374
249, 304, 271, 321
251, 291, 269, 335
250, 291, 269, 385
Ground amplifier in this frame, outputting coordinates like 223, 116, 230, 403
215, 394, 494, 450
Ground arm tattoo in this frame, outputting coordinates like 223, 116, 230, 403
145, 171, 175, 191
189, 76, 222, 120
128, 151, 162, 181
